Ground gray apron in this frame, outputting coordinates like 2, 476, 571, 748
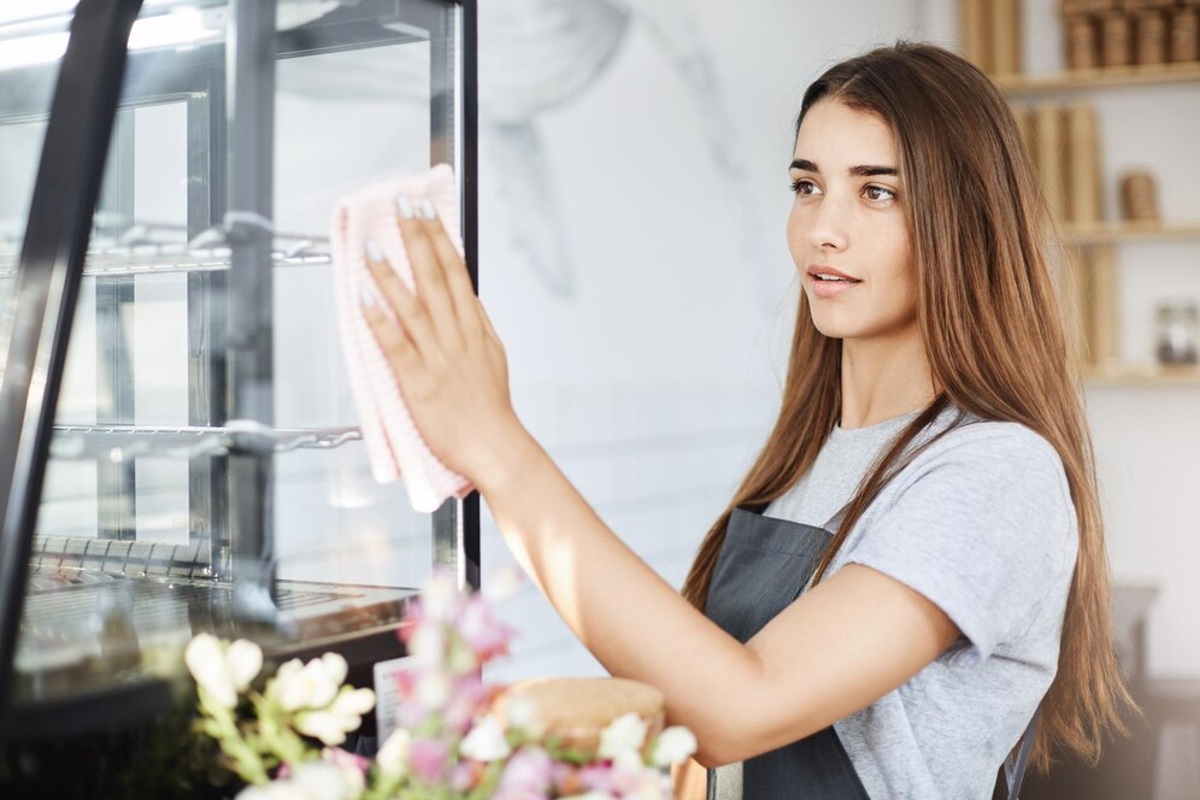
704, 505, 1037, 799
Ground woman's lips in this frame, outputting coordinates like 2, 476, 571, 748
807, 265, 861, 299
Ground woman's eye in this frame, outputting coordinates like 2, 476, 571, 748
864, 185, 898, 202
790, 179, 820, 196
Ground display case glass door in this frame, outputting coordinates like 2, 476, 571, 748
0, 0, 475, 727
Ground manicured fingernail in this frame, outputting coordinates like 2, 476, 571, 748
359, 286, 377, 308
419, 197, 437, 220
396, 195, 414, 219
364, 239, 384, 263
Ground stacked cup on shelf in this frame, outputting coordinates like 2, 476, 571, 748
1063, 0, 1200, 70
961, 0, 1200, 77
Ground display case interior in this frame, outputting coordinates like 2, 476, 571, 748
0, 0, 477, 739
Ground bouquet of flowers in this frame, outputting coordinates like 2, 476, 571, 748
185, 570, 696, 799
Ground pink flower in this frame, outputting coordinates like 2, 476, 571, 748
578, 763, 617, 793
456, 595, 515, 665
321, 745, 370, 774
450, 760, 485, 792
442, 674, 489, 734
408, 736, 450, 783
494, 745, 553, 799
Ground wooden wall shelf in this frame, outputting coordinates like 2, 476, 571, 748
994, 65, 1200, 95
1084, 364, 1200, 387
1059, 222, 1200, 245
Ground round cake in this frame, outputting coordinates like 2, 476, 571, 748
492, 676, 666, 754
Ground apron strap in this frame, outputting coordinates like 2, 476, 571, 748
1004, 707, 1040, 800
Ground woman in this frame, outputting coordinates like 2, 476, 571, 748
361, 42, 1131, 799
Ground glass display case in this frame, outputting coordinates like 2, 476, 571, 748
0, 0, 477, 740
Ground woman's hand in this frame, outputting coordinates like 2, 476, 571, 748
361, 195, 525, 482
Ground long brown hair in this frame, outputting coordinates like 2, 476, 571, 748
681, 42, 1131, 771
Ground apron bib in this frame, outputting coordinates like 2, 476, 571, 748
704, 506, 872, 799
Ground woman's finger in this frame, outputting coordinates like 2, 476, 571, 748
396, 196, 461, 346
364, 240, 440, 364
414, 200, 483, 341
360, 285, 421, 377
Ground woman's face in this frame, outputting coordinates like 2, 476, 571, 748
787, 99, 918, 347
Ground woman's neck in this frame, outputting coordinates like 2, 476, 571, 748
839, 332, 936, 429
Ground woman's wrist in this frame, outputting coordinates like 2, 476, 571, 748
469, 417, 546, 501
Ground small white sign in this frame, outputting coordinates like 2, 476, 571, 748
373, 654, 416, 742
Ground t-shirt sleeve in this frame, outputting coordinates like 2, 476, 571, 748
837, 425, 1078, 661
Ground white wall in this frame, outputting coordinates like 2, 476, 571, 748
484, 0, 1200, 685
478, 0, 932, 682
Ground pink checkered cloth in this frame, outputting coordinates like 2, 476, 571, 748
330, 163, 474, 513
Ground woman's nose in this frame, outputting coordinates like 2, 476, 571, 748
806, 193, 850, 252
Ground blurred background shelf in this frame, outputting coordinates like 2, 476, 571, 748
1083, 364, 1200, 387
994, 63, 1200, 94
1060, 221, 1200, 245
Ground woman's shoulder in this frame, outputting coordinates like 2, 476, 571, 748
920, 407, 1066, 474
895, 407, 1075, 516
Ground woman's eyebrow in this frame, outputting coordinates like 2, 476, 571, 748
850, 164, 898, 177
789, 158, 898, 178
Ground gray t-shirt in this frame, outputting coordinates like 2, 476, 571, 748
715, 406, 1077, 800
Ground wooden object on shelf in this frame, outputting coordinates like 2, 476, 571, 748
1066, 15, 1102, 70
1119, 170, 1160, 221
1057, 247, 1091, 374
1101, 11, 1134, 67
1170, 7, 1200, 63
492, 677, 665, 755
1009, 102, 1037, 170
1134, 9, 1169, 64
1066, 102, 1103, 224
991, 0, 1022, 75
961, 0, 993, 73
1034, 103, 1069, 220
1085, 245, 1121, 368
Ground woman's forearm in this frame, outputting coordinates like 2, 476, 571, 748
474, 426, 762, 759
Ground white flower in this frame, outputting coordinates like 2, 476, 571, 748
415, 669, 451, 709
271, 653, 348, 712
239, 762, 359, 800
293, 761, 362, 800
185, 633, 263, 709
459, 716, 512, 762
409, 623, 446, 667
558, 794, 610, 800
375, 729, 412, 777
649, 726, 698, 767
598, 712, 648, 766
422, 572, 458, 621
503, 696, 545, 738
227, 639, 265, 690
235, 781, 306, 800
294, 687, 375, 746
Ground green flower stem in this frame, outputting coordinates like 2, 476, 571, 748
252, 695, 310, 766
196, 687, 270, 786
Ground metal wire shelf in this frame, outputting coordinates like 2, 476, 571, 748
48, 422, 362, 461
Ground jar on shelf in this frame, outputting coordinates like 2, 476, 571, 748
1066, 14, 1101, 70
1119, 170, 1160, 222
1155, 300, 1199, 366
1134, 9, 1168, 65
1170, 7, 1200, 63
